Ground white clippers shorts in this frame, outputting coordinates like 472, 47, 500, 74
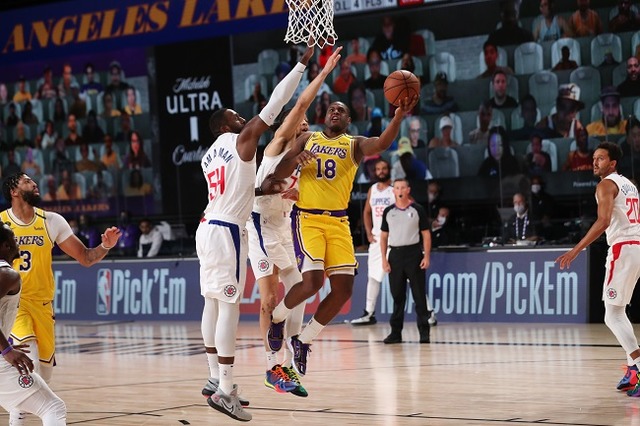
196, 219, 248, 304
602, 241, 640, 307
368, 239, 386, 282
247, 212, 300, 281
0, 362, 43, 411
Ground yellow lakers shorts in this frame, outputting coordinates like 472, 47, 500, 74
292, 208, 358, 273
10, 298, 55, 366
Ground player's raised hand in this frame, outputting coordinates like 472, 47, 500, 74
295, 150, 316, 167
101, 226, 122, 249
320, 46, 343, 76
394, 94, 419, 118
300, 46, 314, 65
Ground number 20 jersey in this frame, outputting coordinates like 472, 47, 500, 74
297, 132, 358, 211
602, 173, 640, 245
201, 132, 256, 224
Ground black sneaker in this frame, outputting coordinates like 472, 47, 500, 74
288, 335, 311, 376
383, 333, 402, 344
350, 310, 377, 326
267, 317, 286, 352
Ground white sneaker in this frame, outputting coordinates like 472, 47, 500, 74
207, 384, 252, 422
350, 310, 377, 326
202, 378, 249, 406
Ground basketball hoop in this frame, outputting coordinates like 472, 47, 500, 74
284, 0, 337, 48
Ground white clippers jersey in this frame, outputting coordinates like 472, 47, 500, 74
201, 133, 256, 225
369, 183, 394, 236
253, 149, 300, 219
601, 173, 640, 245
0, 260, 19, 337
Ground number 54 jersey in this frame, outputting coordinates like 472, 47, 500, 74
201, 133, 256, 223
603, 173, 640, 245
297, 132, 358, 211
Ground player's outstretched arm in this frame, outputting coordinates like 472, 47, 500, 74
355, 95, 419, 162
274, 47, 342, 144
236, 47, 314, 161
58, 224, 122, 267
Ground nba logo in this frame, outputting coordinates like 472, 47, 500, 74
96, 269, 112, 315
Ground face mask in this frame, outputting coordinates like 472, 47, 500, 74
428, 192, 437, 203
531, 184, 541, 194
514, 205, 526, 215
436, 216, 446, 225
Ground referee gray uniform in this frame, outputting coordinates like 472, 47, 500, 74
380, 202, 431, 342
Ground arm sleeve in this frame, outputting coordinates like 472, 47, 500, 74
259, 62, 306, 126
45, 212, 74, 245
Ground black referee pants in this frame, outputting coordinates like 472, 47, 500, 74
388, 244, 430, 334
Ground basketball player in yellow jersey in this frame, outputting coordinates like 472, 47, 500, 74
1, 173, 121, 425
262, 94, 419, 377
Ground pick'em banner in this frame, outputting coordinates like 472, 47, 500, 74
54, 248, 589, 323
154, 37, 234, 215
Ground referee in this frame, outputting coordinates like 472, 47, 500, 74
380, 178, 431, 344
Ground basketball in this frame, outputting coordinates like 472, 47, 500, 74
383, 70, 420, 107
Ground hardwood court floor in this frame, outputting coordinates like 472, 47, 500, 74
3, 320, 640, 425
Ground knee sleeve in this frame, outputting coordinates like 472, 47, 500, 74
215, 301, 240, 357
281, 267, 302, 291
201, 298, 219, 348
604, 302, 640, 355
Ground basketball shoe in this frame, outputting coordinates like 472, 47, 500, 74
267, 317, 286, 352
619, 365, 639, 391
207, 384, 252, 422
202, 378, 250, 407
627, 373, 640, 397
282, 365, 309, 397
350, 310, 377, 326
288, 335, 311, 376
428, 311, 438, 326
264, 364, 298, 393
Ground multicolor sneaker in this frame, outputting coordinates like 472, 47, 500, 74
267, 317, 286, 352
264, 364, 298, 393
618, 365, 639, 391
282, 365, 308, 397
207, 384, 252, 422
202, 377, 250, 407
288, 335, 311, 376
627, 374, 640, 397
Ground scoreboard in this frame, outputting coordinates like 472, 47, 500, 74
334, 0, 445, 15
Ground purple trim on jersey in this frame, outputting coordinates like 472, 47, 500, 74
291, 209, 304, 272
294, 207, 348, 217
205, 220, 241, 283
251, 212, 268, 256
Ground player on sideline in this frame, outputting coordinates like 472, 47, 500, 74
555, 142, 640, 396
0, 224, 66, 425
197, 47, 314, 422
350, 159, 393, 326
248, 47, 342, 397
266, 93, 419, 378
1, 173, 121, 425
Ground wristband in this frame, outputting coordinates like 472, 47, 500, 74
101, 243, 114, 250
1, 346, 13, 356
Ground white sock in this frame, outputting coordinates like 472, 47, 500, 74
298, 317, 325, 344
207, 353, 219, 380
219, 364, 234, 395
365, 278, 381, 314
272, 300, 291, 324
266, 351, 278, 370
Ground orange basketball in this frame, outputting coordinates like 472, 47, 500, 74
383, 70, 420, 107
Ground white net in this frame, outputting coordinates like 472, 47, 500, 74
284, 0, 337, 48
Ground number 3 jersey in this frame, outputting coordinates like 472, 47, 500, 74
201, 132, 256, 224
0, 208, 72, 301
601, 173, 640, 245
297, 132, 358, 211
